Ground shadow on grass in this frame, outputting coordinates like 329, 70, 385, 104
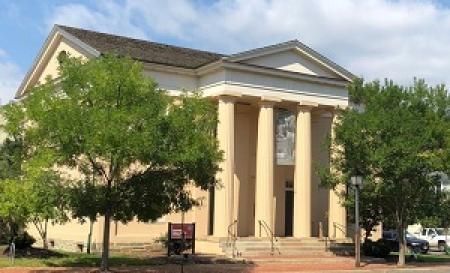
3, 247, 68, 259
19, 253, 256, 273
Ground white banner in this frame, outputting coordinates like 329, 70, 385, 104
276, 108, 295, 165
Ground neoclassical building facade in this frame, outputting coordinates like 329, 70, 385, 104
16, 25, 352, 253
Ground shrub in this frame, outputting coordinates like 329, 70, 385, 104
363, 238, 391, 258
14, 232, 36, 249
155, 233, 168, 248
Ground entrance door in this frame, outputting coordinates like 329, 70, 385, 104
285, 187, 294, 236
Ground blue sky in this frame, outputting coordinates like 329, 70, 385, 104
2, 0, 450, 104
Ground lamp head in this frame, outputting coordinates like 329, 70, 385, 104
351, 176, 363, 187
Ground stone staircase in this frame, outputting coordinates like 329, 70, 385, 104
219, 237, 355, 264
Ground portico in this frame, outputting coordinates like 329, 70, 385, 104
212, 94, 347, 239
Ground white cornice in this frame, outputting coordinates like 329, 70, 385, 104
221, 61, 348, 87
143, 58, 348, 88
199, 80, 348, 102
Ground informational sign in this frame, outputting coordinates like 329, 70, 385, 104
276, 108, 296, 165
167, 222, 195, 256
170, 223, 194, 240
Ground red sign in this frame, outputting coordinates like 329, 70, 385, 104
170, 223, 194, 240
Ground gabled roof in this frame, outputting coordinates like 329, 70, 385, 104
57, 25, 226, 69
16, 25, 355, 98
224, 40, 355, 81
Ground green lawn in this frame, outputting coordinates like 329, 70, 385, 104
415, 254, 450, 263
387, 252, 450, 264
0, 246, 168, 268
3, 247, 450, 268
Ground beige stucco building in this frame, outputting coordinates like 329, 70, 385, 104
16, 25, 354, 254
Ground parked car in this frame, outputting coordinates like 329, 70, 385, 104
383, 230, 429, 254
416, 228, 450, 252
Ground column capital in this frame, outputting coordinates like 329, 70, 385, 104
259, 96, 282, 107
218, 95, 238, 103
298, 101, 318, 111
218, 91, 242, 103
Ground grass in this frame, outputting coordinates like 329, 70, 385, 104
415, 253, 450, 263
3, 246, 449, 268
387, 252, 450, 264
0, 246, 168, 268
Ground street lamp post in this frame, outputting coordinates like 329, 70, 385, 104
351, 176, 363, 267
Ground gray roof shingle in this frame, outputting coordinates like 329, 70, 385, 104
57, 25, 225, 69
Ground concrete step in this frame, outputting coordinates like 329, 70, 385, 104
220, 237, 355, 258
222, 241, 351, 246
230, 246, 329, 252
241, 255, 354, 264
226, 251, 337, 257
229, 241, 329, 246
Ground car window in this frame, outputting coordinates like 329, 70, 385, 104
436, 228, 444, 236
422, 229, 427, 236
383, 231, 397, 240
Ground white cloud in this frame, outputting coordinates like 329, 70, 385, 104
0, 57, 22, 105
0, 49, 7, 58
45, 0, 450, 86
45, 1, 148, 40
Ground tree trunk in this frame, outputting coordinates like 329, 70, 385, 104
364, 227, 371, 242
100, 212, 111, 271
397, 225, 406, 266
42, 219, 48, 250
87, 219, 94, 254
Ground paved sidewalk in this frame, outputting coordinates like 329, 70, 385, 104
1, 263, 450, 273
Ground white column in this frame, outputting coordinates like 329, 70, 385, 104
254, 100, 275, 237
293, 103, 316, 238
213, 96, 235, 238
328, 109, 347, 239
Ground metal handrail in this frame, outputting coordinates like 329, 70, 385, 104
227, 220, 238, 257
258, 220, 280, 255
333, 222, 348, 239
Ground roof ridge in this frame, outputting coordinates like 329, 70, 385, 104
226, 39, 299, 59
56, 24, 226, 57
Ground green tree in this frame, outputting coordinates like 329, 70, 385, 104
0, 124, 67, 249
321, 79, 449, 266
344, 179, 383, 241
19, 55, 221, 270
0, 136, 25, 241
25, 150, 68, 249
0, 105, 29, 242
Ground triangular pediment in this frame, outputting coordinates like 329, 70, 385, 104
240, 49, 339, 78
15, 26, 99, 98
224, 40, 354, 81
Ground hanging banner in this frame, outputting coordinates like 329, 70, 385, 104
276, 108, 295, 165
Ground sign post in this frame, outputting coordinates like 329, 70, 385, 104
9, 242, 15, 265
351, 176, 363, 268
